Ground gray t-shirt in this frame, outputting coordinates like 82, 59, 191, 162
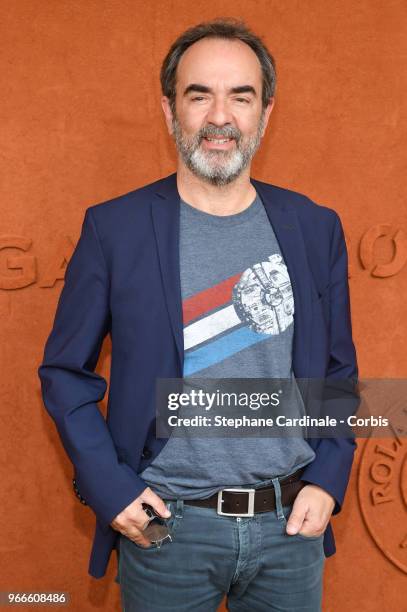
139, 191, 315, 499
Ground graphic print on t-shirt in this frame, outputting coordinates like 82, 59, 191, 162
183, 253, 294, 376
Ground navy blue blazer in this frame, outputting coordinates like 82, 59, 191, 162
38, 172, 359, 578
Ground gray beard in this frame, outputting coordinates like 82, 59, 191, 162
172, 113, 266, 187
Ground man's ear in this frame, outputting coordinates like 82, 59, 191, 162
161, 96, 175, 135
260, 97, 275, 138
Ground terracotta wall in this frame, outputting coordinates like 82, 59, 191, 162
1, 1, 406, 610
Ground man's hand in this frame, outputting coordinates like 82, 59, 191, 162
110, 487, 171, 547
285, 484, 335, 537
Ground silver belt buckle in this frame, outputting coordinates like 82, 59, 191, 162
217, 488, 256, 517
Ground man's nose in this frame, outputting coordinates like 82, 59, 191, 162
205, 97, 233, 126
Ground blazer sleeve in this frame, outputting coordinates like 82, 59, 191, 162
38, 207, 148, 533
300, 210, 360, 515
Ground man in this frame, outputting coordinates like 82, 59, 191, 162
38, 18, 359, 612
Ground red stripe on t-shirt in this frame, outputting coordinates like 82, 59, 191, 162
183, 272, 242, 325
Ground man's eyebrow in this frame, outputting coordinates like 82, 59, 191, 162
183, 84, 257, 96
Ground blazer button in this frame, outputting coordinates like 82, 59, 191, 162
142, 446, 152, 459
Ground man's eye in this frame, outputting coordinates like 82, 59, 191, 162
235, 98, 250, 103
191, 96, 206, 101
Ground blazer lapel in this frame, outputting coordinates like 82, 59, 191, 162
251, 178, 313, 378
150, 172, 314, 379
151, 173, 184, 372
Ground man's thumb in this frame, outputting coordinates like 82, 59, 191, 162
143, 491, 171, 518
286, 509, 305, 535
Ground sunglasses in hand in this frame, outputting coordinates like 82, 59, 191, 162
141, 503, 173, 548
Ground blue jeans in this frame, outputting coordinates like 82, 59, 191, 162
116, 476, 325, 611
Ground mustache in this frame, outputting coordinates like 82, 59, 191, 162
199, 125, 241, 141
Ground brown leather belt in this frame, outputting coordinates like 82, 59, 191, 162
182, 468, 306, 517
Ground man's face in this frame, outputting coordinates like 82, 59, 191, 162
162, 37, 274, 186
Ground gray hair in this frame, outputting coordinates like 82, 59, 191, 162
160, 18, 277, 114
